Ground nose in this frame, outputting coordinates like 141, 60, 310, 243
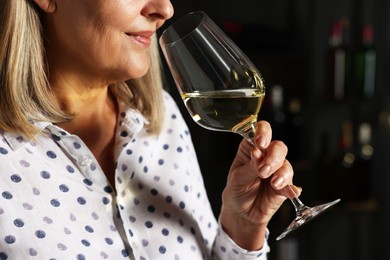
143, 0, 174, 26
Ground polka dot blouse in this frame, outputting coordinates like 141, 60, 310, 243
0, 91, 269, 259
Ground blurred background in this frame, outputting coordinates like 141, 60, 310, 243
159, 0, 390, 259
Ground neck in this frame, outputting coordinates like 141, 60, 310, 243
49, 67, 120, 186
56, 86, 118, 136
56, 86, 119, 187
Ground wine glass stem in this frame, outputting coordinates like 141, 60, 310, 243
241, 123, 257, 146
286, 185, 305, 212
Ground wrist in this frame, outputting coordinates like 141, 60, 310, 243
220, 209, 268, 251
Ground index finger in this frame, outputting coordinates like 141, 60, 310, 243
254, 120, 272, 149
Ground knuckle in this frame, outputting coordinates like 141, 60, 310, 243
258, 120, 271, 130
273, 140, 288, 151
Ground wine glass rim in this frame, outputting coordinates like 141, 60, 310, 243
159, 11, 208, 46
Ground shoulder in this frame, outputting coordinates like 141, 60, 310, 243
161, 90, 188, 126
156, 90, 194, 144
162, 90, 181, 113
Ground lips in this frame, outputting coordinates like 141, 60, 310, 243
126, 31, 154, 47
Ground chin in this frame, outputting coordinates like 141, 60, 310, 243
125, 58, 150, 80
128, 68, 149, 80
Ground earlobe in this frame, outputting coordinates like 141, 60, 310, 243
33, 0, 56, 13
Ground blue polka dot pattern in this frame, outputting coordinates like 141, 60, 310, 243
10, 174, 21, 183
0, 92, 269, 259
0, 147, 8, 154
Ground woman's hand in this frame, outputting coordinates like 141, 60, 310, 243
220, 120, 301, 250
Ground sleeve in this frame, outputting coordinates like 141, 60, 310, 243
211, 218, 270, 260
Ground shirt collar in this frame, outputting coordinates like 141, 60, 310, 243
117, 101, 149, 134
0, 102, 149, 151
1, 121, 51, 151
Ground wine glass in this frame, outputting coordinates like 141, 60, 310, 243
159, 11, 340, 241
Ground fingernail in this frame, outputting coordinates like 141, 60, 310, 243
272, 176, 285, 189
256, 136, 268, 149
258, 164, 271, 178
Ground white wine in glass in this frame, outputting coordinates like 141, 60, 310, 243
159, 11, 340, 241
182, 88, 264, 138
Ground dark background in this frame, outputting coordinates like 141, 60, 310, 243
159, 0, 390, 259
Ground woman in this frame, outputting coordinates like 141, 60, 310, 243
0, 0, 299, 259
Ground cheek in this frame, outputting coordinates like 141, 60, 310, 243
85, 31, 151, 80
76, 26, 152, 81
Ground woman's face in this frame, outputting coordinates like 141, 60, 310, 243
41, 0, 174, 85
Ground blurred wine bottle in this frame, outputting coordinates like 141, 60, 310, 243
269, 85, 286, 140
325, 17, 352, 100
337, 120, 356, 202
316, 121, 355, 203
354, 25, 376, 99
286, 98, 304, 160
352, 122, 374, 202
316, 133, 335, 202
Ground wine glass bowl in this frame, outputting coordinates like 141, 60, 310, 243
159, 11, 265, 142
159, 11, 340, 240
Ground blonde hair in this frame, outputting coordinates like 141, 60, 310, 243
0, 0, 164, 138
